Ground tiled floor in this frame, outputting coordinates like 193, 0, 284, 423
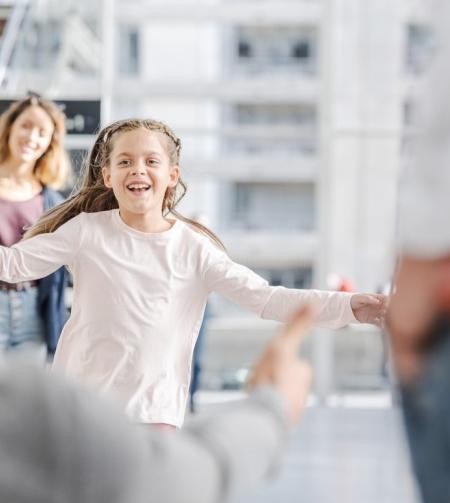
236, 406, 420, 503
195, 393, 421, 503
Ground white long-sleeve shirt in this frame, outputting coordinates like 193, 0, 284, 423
397, 0, 450, 258
0, 209, 356, 426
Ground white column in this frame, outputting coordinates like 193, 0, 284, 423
325, 0, 403, 291
101, 0, 115, 127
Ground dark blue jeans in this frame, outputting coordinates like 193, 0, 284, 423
189, 305, 210, 413
400, 316, 450, 503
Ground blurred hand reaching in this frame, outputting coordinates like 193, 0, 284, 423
247, 306, 313, 428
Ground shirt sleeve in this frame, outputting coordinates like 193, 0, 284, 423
397, 0, 450, 258
0, 360, 288, 503
0, 214, 83, 283
201, 241, 357, 329
145, 386, 288, 503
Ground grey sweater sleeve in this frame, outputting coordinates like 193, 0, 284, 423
0, 359, 288, 503
145, 387, 288, 503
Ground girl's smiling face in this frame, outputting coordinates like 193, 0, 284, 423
102, 128, 180, 220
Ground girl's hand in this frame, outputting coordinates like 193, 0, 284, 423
350, 293, 388, 327
247, 306, 313, 428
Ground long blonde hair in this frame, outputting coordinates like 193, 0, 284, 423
0, 94, 71, 189
24, 118, 225, 249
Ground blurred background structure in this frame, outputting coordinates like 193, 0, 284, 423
0, 0, 434, 395
0, 1, 436, 501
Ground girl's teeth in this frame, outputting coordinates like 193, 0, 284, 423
127, 184, 150, 191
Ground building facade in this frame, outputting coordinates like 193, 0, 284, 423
0, 0, 433, 391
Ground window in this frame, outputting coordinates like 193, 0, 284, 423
118, 24, 139, 75
233, 25, 317, 75
23, 20, 62, 69
292, 41, 310, 59
233, 103, 315, 126
406, 24, 435, 76
223, 103, 317, 155
230, 182, 315, 231
238, 40, 252, 58
401, 100, 416, 156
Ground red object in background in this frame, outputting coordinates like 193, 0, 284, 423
326, 273, 355, 292
338, 278, 354, 292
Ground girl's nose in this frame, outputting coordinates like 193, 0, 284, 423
130, 167, 145, 176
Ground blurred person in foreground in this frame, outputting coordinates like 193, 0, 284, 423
387, 2, 450, 502
0, 93, 70, 357
0, 307, 312, 503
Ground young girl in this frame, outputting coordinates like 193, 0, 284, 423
0, 94, 70, 356
0, 118, 385, 428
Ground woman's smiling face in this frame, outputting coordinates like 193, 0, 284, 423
7, 105, 54, 165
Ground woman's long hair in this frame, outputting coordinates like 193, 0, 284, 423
0, 94, 71, 189
24, 118, 225, 250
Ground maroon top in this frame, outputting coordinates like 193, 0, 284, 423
0, 193, 44, 247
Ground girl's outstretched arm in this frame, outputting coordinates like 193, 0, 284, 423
0, 214, 82, 283
201, 242, 383, 328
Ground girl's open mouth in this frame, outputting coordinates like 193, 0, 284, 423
126, 183, 151, 194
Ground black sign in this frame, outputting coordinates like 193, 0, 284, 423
0, 99, 101, 135
56, 100, 101, 135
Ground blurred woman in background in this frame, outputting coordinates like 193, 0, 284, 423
0, 93, 71, 357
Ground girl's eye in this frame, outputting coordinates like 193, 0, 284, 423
147, 159, 158, 166
117, 160, 132, 168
